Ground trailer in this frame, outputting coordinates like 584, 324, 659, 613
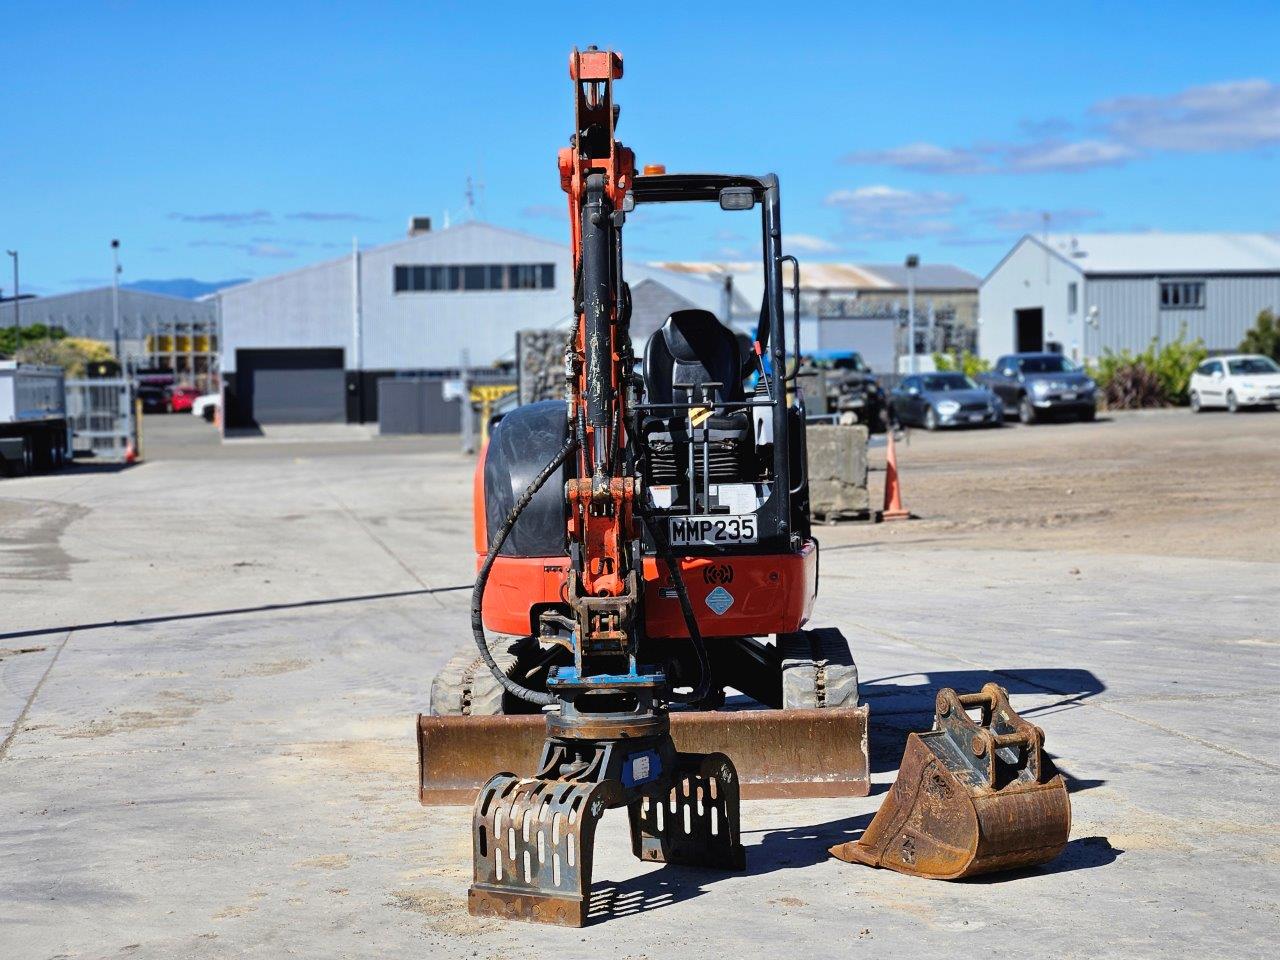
0, 361, 73, 476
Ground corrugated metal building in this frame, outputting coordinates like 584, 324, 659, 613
215, 220, 730, 426
0, 287, 216, 365
979, 233, 1280, 362
653, 260, 979, 368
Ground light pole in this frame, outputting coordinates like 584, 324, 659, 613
905, 254, 919, 373
5, 249, 17, 340
111, 239, 122, 361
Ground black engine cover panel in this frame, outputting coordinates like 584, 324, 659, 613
484, 400, 571, 557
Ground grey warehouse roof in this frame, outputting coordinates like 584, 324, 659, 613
1035, 232, 1280, 275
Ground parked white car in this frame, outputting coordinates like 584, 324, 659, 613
190, 393, 221, 422
1189, 354, 1280, 412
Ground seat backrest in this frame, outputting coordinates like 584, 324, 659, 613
643, 309, 745, 407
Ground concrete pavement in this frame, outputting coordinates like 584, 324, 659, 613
1, 416, 1276, 958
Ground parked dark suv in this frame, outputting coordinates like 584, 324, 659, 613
799, 350, 888, 431
980, 353, 1098, 424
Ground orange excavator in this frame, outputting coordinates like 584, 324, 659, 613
417, 46, 1070, 927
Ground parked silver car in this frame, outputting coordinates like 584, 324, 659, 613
890, 372, 1004, 430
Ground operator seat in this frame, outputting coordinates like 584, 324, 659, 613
641, 309, 752, 485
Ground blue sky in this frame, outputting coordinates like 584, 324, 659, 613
6, 1, 1280, 295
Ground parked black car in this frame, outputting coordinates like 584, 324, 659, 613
980, 353, 1098, 424
136, 384, 170, 414
890, 372, 1003, 430
800, 350, 888, 431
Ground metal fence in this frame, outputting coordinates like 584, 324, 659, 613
66, 379, 135, 461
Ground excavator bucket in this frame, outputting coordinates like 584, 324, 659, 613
418, 706, 870, 805
830, 683, 1070, 879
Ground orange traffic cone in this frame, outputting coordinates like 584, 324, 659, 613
881, 431, 912, 521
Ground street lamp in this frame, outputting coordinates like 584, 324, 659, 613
905, 254, 919, 373
111, 239, 122, 362
5, 249, 17, 339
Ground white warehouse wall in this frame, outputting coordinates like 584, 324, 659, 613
979, 238, 1086, 361
217, 221, 727, 374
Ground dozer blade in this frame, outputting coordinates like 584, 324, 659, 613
830, 683, 1070, 879
418, 706, 869, 805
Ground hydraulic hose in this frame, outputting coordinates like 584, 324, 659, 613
473, 428, 712, 708
638, 505, 713, 706
471, 434, 578, 707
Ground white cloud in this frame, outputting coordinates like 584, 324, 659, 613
189, 239, 296, 258
977, 207, 1101, 233
843, 78, 1280, 178
170, 209, 273, 226
824, 186, 964, 240
285, 211, 374, 223
785, 233, 840, 254
844, 142, 992, 174
842, 137, 1133, 175
1095, 79, 1280, 151
1004, 139, 1136, 172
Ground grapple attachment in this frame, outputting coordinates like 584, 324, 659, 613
830, 683, 1070, 879
469, 746, 745, 927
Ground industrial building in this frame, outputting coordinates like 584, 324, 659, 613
979, 233, 1280, 363
215, 219, 732, 426
655, 261, 980, 371
0, 287, 218, 389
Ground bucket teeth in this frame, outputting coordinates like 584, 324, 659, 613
830, 683, 1071, 879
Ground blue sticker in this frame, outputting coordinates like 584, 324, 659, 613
622, 749, 661, 787
705, 585, 734, 615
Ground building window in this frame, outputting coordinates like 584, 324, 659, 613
1067, 282, 1078, 315
394, 262, 556, 293
1159, 280, 1205, 310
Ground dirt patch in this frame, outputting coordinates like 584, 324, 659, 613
389, 886, 498, 936
211, 890, 266, 920
222, 658, 311, 679
295, 854, 351, 870
0, 646, 47, 659
828, 411, 1280, 559
61, 689, 231, 739
288, 739, 406, 778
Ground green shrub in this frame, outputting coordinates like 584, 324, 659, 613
14, 337, 113, 377
1089, 327, 1206, 408
1240, 309, 1279, 362
932, 350, 991, 379
0, 323, 67, 358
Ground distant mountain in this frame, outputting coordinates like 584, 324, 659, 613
123, 278, 248, 299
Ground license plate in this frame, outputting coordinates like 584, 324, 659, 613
669, 514, 758, 546
968, 414, 985, 422
1060, 391, 1077, 400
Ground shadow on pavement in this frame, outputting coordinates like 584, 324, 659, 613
588, 812, 875, 923
589, 809, 1121, 920
962, 836, 1123, 883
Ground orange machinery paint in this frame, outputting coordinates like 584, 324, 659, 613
475, 453, 817, 638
